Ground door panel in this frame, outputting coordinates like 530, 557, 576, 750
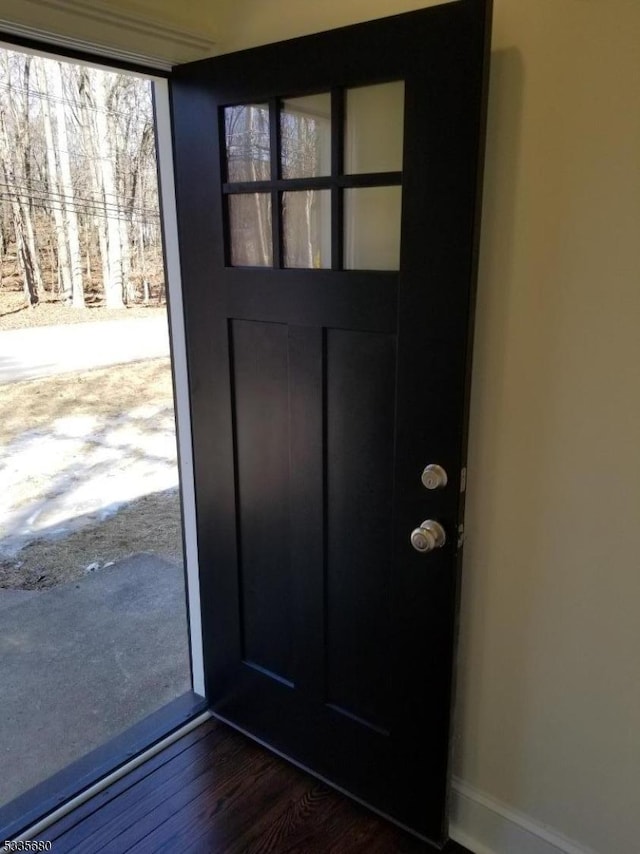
231, 319, 293, 683
170, 1, 492, 844
326, 327, 396, 731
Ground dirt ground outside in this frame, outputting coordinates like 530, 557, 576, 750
0, 286, 167, 331
0, 354, 184, 590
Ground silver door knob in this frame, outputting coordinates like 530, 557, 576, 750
410, 520, 447, 553
421, 464, 448, 490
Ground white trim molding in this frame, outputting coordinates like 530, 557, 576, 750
29, 0, 214, 50
0, 20, 172, 70
450, 778, 601, 854
153, 79, 206, 697
0, 0, 217, 69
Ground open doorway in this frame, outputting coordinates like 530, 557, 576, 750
0, 44, 203, 835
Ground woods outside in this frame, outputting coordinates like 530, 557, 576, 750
0, 49, 179, 589
0, 48, 191, 813
0, 48, 164, 315
1, 54, 329, 313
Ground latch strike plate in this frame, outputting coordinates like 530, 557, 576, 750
457, 524, 465, 548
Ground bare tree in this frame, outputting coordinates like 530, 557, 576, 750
225, 104, 271, 266
18, 57, 45, 297
0, 47, 164, 311
93, 71, 125, 308
47, 61, 84, 307
0, 52, 43, 305
0, 110, 39, 305
36, 58, 73, 301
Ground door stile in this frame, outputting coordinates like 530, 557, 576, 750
330, 88, 344, 271
268, 97, 283, 268
288, 324, 326, 702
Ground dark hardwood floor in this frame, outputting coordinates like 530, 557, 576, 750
36, 719, 472, 853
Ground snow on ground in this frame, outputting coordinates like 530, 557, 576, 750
0, 402, 179, 558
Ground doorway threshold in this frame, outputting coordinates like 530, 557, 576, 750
0, 690, 207, 842
15, 717, 472, 853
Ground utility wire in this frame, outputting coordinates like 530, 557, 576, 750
8, 162, 159, 191
0, 191, 159, 224
0, 182, 160, 218
36, 145, 157, 168
0, 82, 153, 123
5, 174, 158, 204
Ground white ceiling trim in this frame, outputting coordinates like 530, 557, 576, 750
33, 0, 214, 50
0, 19, 171, 71
0, 0, 217, 71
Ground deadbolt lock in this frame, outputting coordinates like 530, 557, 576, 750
410, 520, 447, 554
421, 464, 448, 490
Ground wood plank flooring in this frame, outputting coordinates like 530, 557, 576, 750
37, 719, 472, 853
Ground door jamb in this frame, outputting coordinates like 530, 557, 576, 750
153, 77, 205, 695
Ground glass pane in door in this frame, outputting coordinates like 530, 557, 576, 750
283, 190, 331, 268
281, 93, 331, 179
345, 82, 405, 174
229, 194, 273, 266
344, 186, 402, 270
225, 103, 271, 181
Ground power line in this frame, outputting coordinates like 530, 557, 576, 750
0, 181, 159, 218
36, 144, 157, 168
0, 81, 153, 123
11, 159, 159, 190
1, 134, 158, 184
0, 189, 160, 222
0, 191, 160, 224
16, 167, 159, 197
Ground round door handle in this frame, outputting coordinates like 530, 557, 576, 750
421, 464, 448, 490
410, 520, 447, 553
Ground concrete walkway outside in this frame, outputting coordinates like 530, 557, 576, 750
0, 553, 190, 806
0, 316, 170, 384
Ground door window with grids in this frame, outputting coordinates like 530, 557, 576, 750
223, 83, 404, 271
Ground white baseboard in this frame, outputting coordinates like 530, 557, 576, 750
449, 778, 600, 854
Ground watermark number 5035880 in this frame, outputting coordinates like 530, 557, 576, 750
3, 843, 52, 852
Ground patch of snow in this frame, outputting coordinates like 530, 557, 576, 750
0, 406, 179, 556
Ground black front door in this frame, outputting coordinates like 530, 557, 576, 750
170, 1, 491, 844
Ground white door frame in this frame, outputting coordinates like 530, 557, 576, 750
153, 78, 205, 696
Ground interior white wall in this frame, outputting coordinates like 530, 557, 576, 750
455, 2, 640, 852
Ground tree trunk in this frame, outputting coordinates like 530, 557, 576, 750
77, 71, 111, 305
4, 174, 38, 305
20, 57, 45, 297
305, 189, 313, 267
0, 225, 4, 288
249, 113, 270, 266
0, 112, 38, 305
86, 233, 91, 285
48, 62, 85, 307
120, 215, 134, 303
48, 242, 56, 291
93, 72, 124, 309
37, 58, 73, 301
139, 219, 149, 304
